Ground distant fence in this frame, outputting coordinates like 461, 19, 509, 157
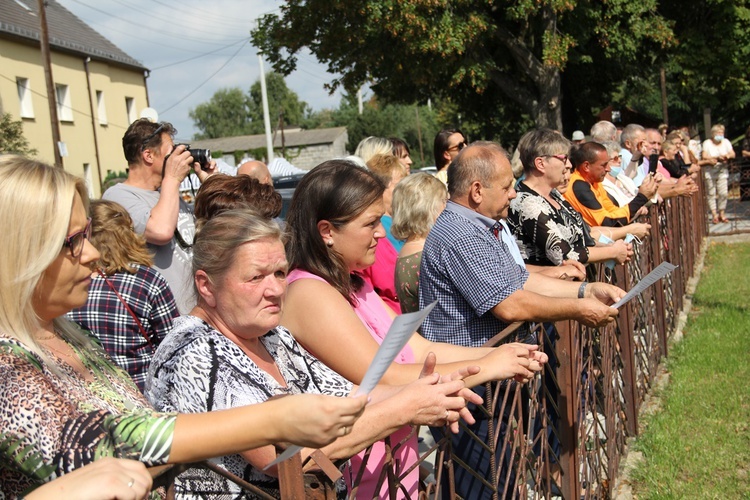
153, 181, 708, 499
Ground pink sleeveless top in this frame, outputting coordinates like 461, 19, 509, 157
287, 269, 419, 499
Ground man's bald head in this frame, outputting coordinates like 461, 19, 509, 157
447, 141, 510, 198
237, 160, 272, 186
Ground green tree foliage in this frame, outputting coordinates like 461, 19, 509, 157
189, 87, 253, 140
305, 93, 440, 168
615, 0, 750, 136
189, 73, 310, 139
252, 0, 672, 140
0, 113, 37, 156
248, 72, 311, 133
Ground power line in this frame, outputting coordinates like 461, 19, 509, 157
150, 37, 250, 71
146, 0, 278, 28
103, 0, 254, 33
81, 16, 214, 54
158, 39, 248, 115
64, 0, 247, 45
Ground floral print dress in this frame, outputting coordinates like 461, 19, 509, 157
508, 182, 595, 266
0, 327, 176, 498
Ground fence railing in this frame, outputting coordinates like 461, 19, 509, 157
153, 181, 707, 499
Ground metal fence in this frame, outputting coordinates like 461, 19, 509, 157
153, 182, 707, 499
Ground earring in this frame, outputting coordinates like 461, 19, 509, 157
326, 239, 334, 247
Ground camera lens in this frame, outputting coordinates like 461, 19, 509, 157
188, 148, 211, 168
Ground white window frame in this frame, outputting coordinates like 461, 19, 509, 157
96, 90, 107, 125
125, 97, 137, 124
17, 77, 34, 118
55, 84, 73, 122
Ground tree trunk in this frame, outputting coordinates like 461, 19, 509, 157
531, 68, 563, 130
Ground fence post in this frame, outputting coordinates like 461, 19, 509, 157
277, 450, 306, 499
555, 319, 580, 500
615, 263, 638, 436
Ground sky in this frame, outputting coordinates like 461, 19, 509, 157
56, 0, 353, 139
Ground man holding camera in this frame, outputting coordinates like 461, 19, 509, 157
103, 118, 216, 313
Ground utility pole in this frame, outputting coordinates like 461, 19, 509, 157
258, 54, 274, 163
415, 106, 424, 167
37, 0, 63, 168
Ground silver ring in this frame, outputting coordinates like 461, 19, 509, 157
127, 478, 135, 488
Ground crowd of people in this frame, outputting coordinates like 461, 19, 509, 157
0, 115, 730, 499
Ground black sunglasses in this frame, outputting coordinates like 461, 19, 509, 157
447, 141, 467, 152
141, 123, 165, 151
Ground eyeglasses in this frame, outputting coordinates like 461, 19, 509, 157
544, 154, 569, 164
141, 123, 165, 151
447, 141, 467, 152
62, 218, 92, 258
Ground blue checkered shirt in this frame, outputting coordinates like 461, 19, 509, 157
67, 264, 179, 391
419, 201, 532, 347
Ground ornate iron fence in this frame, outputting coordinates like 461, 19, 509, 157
153, 184, 707, 499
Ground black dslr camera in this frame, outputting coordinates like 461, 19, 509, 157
177, 144, 212, 168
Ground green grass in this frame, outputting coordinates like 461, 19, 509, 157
630, 241, 750, 499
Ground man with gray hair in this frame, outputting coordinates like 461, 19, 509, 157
419, 141, 624, 499
590, 120, 617, 143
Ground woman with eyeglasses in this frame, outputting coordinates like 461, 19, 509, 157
67, 200, 179, 392
507, 129, 634, 268
0, 156, 367, 498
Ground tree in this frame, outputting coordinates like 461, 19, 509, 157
189, 87, 253, 140
248, 72, 311, 133
252, 0, 673, 139
0, 113, 37, 156
189, 73, 310, 139
616, 0, 750, 136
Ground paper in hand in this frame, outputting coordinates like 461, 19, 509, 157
265, 301, 438, 469
613, 262, 677, 309
354, 301, 437, 396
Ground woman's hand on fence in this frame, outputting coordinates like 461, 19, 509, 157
559, 260, 586, 280
274, 393, 368, 448
418, 352, 482, 430
480, 343, 548, 384
397, 372, 474, 432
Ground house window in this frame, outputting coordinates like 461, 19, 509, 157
96, 90, 107, 125
125, 97, 137, 123
17, 78, 34, 118
55, 84, 73, 122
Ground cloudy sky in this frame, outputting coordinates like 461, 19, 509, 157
57, 0, 352, 139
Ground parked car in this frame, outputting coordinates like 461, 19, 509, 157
273, 173, 307, 220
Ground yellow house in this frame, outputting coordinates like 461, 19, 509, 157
0, 0, 149, 197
